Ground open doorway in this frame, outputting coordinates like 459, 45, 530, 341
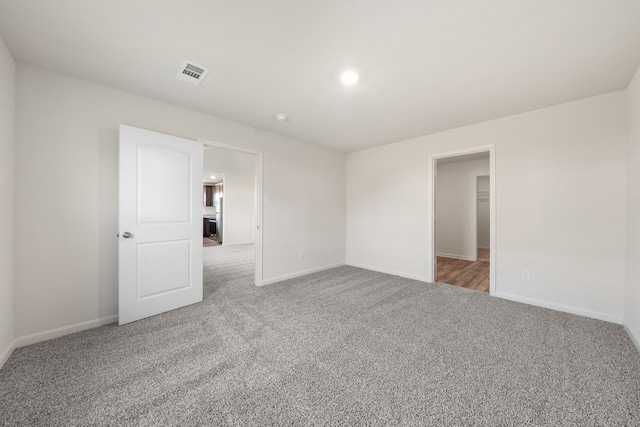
203, 175, 224, 247
199, 139, 263, 287
430, 146, 495, 294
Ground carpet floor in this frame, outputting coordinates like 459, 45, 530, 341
1, 245, 639, 426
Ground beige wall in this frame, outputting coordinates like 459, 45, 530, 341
0, 36, 15, 366
347, 91, 627, 323
626, 65, 640, 348
13, 64, 346, 339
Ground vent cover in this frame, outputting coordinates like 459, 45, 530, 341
176, 60, 210, 86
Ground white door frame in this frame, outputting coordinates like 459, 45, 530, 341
198, 138, 263, 287
428, 145, 496, 295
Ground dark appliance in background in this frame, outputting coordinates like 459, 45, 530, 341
203, 217, 216, 238
209, 218, 216, 238
215, 197, 223, 244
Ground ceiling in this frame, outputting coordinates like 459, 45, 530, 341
1, 1, 639, 153
202, 172, 223, 185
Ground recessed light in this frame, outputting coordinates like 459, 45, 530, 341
275, 113, 288, 121
340, 69, 359, 86
210, 175, 216, 179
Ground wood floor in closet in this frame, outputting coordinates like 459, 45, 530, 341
437, 249, 490, 293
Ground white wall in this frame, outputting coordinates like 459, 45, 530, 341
347, 91, 627, 323
626, 65, 640, 348
477, 175, 490, 249
14, 64, 346, 339
203, 147, 256, 245
0, 36, 15, 365
436, 158, 489, 260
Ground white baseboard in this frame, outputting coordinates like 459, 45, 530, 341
13, 315, 118, 349
1, 314, 118, 370
437, 252, 474, 261
346, 262, 431, 283
625, 325, 640, 352
493, 291, 623, 324
0, 339, 16, 370
222, 241, 255, 246
262, 262, 345, 286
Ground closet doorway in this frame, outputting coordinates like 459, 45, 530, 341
430, 146, 495, 294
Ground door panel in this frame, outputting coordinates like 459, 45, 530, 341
136, 240, 191, 298
119, 125, 203, 325
138, 146, 191, 223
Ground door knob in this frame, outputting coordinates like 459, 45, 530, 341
122, 231, 133, 239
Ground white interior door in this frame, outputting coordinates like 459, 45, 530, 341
119, 125, 203, 325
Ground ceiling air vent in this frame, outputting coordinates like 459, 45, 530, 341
176, 60, 210, 86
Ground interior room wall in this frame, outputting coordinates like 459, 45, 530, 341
347, 91, 626, 323
626, 65, 640, 349
477, 176, 490, 249
436, 158, 490, 260
13, 64, 346, 340
0, 36, 15, 366
203, 146, 256, 245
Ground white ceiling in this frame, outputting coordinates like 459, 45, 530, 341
1, 1, 639, 153
202, 171, 223, 185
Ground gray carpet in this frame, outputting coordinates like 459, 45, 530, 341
1, 245, 639, 426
